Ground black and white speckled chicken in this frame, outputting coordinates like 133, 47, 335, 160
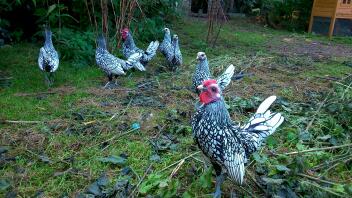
159, 28, 182, 71
95, 34, 142, 88
191, 79, 284, 198
121, 28, 159, 71
38, 26, 59, 86
192, 52, 234, 95
159, 28, 171, 56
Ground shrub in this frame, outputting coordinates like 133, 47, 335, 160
260, 0, 314, 31
1, 0, 181, 65
55, 28, 96, 67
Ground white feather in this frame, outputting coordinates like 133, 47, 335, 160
217, 64, 235, 90
256, 96, 277, 114
225, 153, 245, 185
268, 113, 284, 131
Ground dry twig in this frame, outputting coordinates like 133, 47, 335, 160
2, 120, 42, 124
129, 164, 152, 198
302, 180, 345, 197
169, 159, 185, 179
159, 151, 201, 172
101, 127, 139, 151
109, 99, 133, 120
297, 173, 337, 185
283, 143, 352, 155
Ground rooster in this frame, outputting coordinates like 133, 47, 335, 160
192, 79, 284, 198
192, 52, 234, 95
159, 28, 182, 70
38, 26, 59, 86
95, 34, 142, 88
121, 28, 159, 71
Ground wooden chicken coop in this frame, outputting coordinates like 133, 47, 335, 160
309, 0, 352, 37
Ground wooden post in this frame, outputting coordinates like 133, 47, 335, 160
328, 0, 339, 38
308, 0, 317, 33
328, 16, 337, 38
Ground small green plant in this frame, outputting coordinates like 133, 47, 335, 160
280, 87, 294, 99
139, 173, 180, 197
56, 28, 95, 67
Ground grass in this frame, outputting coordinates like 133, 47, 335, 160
1, 17, 352, 197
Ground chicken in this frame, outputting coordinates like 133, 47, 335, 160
159, 28, 171, 56
192, 52, 234, 95
191, 79, 284, 198
38, 26, 59, 86
159, 28, 182, 71
170, 34, 182, 70
95, 34, 142, 88
121, 28, 159, 71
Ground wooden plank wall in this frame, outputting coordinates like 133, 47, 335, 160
309, 0, 352, 37
336, 0, 352, 18
311, 0, 338, 17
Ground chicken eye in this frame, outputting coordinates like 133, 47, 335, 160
211, 87, 217, 92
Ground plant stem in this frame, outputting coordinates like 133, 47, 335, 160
302, 180, 345, 197
129, 164, 152, 198
159, 151, 201, 172
3, 120, 42, 124
297, 173, 337, 185
284, 143, 352, 155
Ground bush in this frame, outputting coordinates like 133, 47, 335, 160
0, 0, 181, 66
55, 28, 96, 67
260, 0, 314, 31
237, 0, 313, 32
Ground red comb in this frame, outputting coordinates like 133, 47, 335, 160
202, 79, 217, 87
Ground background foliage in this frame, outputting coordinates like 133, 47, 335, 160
1, 1, 352, 197
0, 0, 180, 66
234, 0, 313, 31
260, 0, 314, 31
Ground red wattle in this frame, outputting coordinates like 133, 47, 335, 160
200, 92, 213, 105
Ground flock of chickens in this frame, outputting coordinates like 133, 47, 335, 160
38, 26, 284, 197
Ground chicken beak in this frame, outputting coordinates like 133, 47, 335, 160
197, 85, 206, 91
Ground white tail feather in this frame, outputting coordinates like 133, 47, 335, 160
146, 41, 159, 55
240, 96, 284, 152
217, 64, 235, 91
268, 113, 284, 132
134, 62, 146, 71
256, 96, 277, 114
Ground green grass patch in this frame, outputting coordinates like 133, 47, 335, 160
1, 17, 351, 197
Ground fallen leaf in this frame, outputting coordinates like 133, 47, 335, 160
261, 177, 284, 185
0, 179, 10, 191
97, 174, 109, 187
150, 154, 161, 162
98, 155, 127, 166
120, 167, 132, 176
275, 165, 290, 172
39, 154, 52, 164
0, 147, 9, 154
86, 182, 102, 196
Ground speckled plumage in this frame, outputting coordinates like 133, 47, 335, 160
96, 34, 142, 86
121, 29, 159, 70
159, 28, 182, 70
192, 52, 234, 95
192, 52, 210, 94
159, 28, 172, 56
192, 82, 284, 196
38, 27, 59, 74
